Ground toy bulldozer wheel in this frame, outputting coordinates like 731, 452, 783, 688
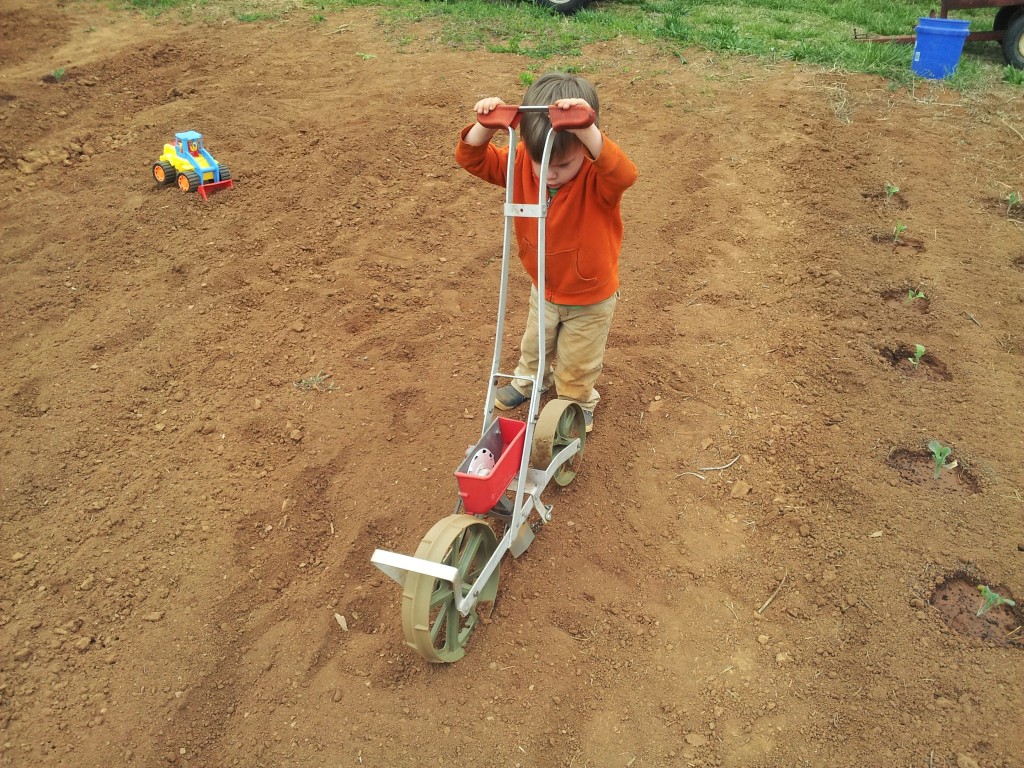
152, 161, 175, 185
176, 170, 202, 193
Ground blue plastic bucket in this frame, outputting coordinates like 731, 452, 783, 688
912, 17, 970, 79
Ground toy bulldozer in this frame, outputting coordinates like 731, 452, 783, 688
152, 131, 234, 200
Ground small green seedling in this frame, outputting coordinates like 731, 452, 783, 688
927, 440, 955, 479
893, 222, 908, 243
976, 585, 1016, 617
1007, 190, 1022, 215
908, 343, 926, 368
519, 71, 535, 87
884, 182, 900, 200
50, 67, 65, 82
295, 371, 337, 392
905, 289, 926, 303
356, 52, 376, 60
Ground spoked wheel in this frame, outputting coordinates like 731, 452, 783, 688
531, 399, 587, 487
401, 515, 499, 663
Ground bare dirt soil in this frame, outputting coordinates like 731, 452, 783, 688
2, 2, 1023, 767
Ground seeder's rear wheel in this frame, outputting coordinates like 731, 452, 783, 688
401, 515, 499, 663
532, 399, 587, 486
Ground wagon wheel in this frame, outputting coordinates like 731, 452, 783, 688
152, 161, 175, 184
531, 399, 586, 487
176, 170, 202, 193
401, 515, 499, 663
534, 0, 592, 14
994, 5, 1017, 32
1003, 13, 1024, 70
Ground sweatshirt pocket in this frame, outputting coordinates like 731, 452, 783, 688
522, 237, 599, 296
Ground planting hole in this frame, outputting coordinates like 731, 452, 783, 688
1013, 255, 1024, 271
887, 448, 979, 493
861, 189, 908, 210
991, 197, 1024, 222
930, 575, 1022, 648
879, 346, 951, 381
881, 288, 930, 313
871, 232, 925, 252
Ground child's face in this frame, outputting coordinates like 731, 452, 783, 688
531, 145, 587, 190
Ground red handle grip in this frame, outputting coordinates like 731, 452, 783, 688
548, 104, 595, 131
475, 104, 596, 132
476, 104, 522, 130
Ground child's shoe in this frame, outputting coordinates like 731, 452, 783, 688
494, 385, 528, 410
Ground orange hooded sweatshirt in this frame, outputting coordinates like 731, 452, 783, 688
456, 125, 638, 306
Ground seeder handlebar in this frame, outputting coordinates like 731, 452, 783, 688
476, 103, 596, 132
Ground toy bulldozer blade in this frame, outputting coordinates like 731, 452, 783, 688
197, 178, 234, 200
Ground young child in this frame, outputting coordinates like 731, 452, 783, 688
455, 72, 638, 433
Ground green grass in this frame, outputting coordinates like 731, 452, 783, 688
122, 0, 298, 22
123, 0, 190, 10
120, 0, 1022, 89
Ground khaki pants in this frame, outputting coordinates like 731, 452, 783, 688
510, 286, 618, 411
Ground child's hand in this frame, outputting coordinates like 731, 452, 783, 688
464, 97, 506, 146
552, 97, 592, 112
474, 97, 506, 117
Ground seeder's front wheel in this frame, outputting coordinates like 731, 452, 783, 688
401, 515, 499, 663
532, 399, 587, 486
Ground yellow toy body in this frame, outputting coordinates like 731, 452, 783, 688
158, 142, 214, 179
